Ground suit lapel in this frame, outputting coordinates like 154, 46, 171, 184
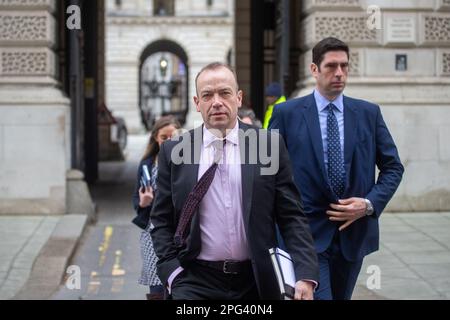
238, 122, 254, 233
184, 126, 202, 192
184, 126, 202, 234
302, 94, 329, 184
343, 96, 358, 191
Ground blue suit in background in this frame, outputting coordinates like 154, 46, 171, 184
269, 92, 404, 299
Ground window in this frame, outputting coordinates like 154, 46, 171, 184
153, 0, 174, 16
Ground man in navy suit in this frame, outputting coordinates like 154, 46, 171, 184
269, 37, 404, 300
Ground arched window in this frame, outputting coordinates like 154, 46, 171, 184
139, 40, 189, 129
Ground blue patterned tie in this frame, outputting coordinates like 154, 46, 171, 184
327, 103, 345, 198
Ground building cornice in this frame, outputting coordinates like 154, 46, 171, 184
107, 15, 233, 26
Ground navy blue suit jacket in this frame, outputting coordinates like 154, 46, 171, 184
269, 93, 404, 262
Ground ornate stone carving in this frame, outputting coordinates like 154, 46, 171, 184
0, 49, 53, 76
349, 50, 360, 75
442, 52, 450, 75
424, 15, 450, 42
314, 15, 378, 43
0, 14, 48, 41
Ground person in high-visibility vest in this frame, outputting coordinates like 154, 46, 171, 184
262, 82, 286, 129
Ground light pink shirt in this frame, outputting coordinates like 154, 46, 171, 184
197, 121, 250, 261
168, 122, 249, 292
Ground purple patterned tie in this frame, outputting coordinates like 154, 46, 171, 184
174, 139, 225, 248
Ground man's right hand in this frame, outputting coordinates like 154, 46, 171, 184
294, 280, 314, 300
139, 186, 154, 207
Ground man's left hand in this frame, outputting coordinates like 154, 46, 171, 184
327, 197, 367, 231
294, 280, 314, 300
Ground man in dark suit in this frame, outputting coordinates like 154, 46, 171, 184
150, 62, 319, 300
269, 37, 404, 300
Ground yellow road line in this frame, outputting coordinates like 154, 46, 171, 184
87, 226, 114, 295
98, 226, 113, 267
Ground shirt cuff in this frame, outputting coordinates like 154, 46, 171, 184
167, 266, 184, 294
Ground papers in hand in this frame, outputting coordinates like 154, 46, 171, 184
269, 247, 296, 300
141, 165, 151, 188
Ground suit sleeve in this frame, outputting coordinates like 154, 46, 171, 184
150, 142, 181, 285
366, 106, 404, 217
274, 133, 319, 283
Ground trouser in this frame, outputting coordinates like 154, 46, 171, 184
150, 285, 164, 294
314, 232, 363, 300
170, 260, 260, 300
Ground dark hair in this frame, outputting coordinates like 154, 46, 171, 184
238, 107, 256, 120
238, 107, 262, 128
312, 37, 349, 69
195, 62, 239, 94
142, 115, 181, 162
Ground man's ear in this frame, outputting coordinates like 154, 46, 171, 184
310, 63, 319, 76
193, 96, 200, 112
237, 90, 243, 107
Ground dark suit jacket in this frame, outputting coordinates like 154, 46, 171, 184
132, 157, 154, 230
269, 93, 404, 262
150, 121, 319, 299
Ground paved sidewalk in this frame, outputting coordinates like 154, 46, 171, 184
354, 212, 450, 300
1, 208, 449, 299
0, 216, 60, 299
0, 214, 87, 300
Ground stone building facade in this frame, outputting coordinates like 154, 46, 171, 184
235, 0, 450, 211
105, 0, 234, 132
0, 0, 69, 214
1, 0, 449, 215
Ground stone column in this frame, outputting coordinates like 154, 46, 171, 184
297, 0, 450, 211
234, 0, 251, 108
0, 0, 70, 215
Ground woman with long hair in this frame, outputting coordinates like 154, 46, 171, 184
132, 115, 181, 300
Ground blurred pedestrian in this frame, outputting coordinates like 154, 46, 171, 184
262, 82, 286, 129
238, 107, 262, 128
132, 115, 181, 300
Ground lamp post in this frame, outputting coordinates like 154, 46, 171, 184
159, 56, 168, 77
159, 56, 168, 112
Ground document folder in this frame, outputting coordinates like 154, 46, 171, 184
269, 247, 296, 300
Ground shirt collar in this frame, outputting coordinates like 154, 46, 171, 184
203, 120, 239, 148
313, 89, 344, 113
